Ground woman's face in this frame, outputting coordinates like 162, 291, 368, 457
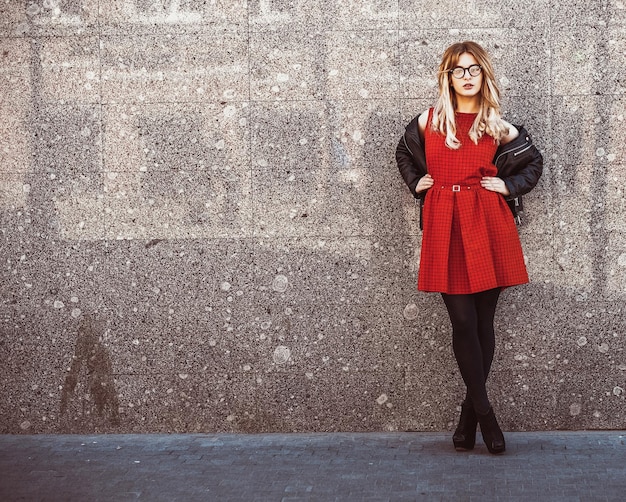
449, 52, 483, 99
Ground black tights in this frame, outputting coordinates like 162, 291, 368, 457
441, 288, 501, 415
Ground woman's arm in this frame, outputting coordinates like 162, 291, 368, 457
396, 132, 422, 197
480, 121, 543, 197
396, 112, 431, 197
495, 125, 543, 199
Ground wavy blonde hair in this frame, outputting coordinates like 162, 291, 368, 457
432, 41, 508, 149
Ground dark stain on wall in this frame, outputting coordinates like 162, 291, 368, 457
60, 315, 120, 426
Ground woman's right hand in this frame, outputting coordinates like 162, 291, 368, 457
416, 173, 434, 194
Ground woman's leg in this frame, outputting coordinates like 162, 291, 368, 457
474, 287, 501, 380
441, 288, 501, 415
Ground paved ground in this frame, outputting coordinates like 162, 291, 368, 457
0, 432, 625, 501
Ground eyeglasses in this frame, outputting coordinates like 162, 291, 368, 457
449, 64, 482, 79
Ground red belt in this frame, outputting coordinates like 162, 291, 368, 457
438, 184, 481, 192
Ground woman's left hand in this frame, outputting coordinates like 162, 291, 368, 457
480, 176, 510, 196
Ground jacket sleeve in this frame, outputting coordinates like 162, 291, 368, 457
499, 128, 543, 200
395, 117, 427, 199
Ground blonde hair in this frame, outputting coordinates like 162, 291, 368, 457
432, 41, 509, 149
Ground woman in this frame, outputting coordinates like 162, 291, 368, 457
396, 41, 542, 454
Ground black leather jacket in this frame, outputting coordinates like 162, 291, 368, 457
396, 114, 543, 225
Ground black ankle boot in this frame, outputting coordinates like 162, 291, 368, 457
452, 401, 477, 451
477, 407, 506, 454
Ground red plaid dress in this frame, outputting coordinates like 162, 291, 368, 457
418, 109, 529, 294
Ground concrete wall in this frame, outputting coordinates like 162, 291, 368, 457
0, 1, 624, 434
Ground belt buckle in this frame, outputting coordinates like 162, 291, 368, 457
452, 185, 461, 192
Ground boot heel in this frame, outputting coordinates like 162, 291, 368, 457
477, 407, 506, 454
452, 401, 477, 451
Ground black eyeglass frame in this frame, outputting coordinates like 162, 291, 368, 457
448, 64, 482, 79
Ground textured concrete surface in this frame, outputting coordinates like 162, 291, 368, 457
1, 432, 626, 501
0, 1, 625, 434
